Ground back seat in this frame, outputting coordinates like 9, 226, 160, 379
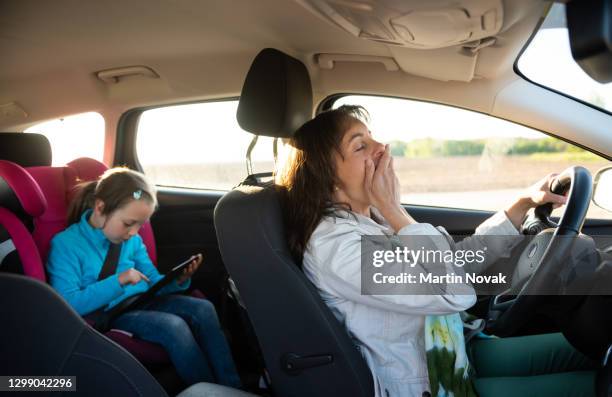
0, 160, 46, 280
0, 133, 158, 263
26, 158, 158, 265
0, 158, 170, 365
0, 133, 170, 365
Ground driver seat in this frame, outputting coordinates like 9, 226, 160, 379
214, 48, 374, 397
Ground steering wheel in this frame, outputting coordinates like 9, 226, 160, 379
485, 166, 593, 337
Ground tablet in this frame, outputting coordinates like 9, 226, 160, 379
148, 255, 195, 294
108, 256, 196, 316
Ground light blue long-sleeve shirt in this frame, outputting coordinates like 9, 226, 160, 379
47, 209, 190, 316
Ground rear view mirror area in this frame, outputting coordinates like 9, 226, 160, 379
566, 0, 612, 83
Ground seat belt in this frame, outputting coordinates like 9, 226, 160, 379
98, 243, 121, 281
85, 243, 122, 332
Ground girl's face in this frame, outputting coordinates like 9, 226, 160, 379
334, 119, 385, 208
93, 199, 155, 244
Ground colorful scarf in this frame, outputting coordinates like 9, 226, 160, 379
425, 313, 478, 397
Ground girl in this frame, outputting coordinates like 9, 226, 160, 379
278, 105, 596, 397
47, 167, 241, 389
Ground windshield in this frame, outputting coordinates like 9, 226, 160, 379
517, 3, 612, 113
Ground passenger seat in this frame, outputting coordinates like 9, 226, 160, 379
0, 272, 257, 397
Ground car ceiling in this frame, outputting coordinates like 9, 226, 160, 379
0, 0, 551, 127
4, 0, 609, 163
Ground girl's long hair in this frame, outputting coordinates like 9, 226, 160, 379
67, 167, 157, 225
277, 105, 369, 265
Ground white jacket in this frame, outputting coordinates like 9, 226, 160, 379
302, 209, 521, 397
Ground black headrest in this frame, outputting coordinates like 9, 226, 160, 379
237, 48, 313, 138
0, 132, 52, 167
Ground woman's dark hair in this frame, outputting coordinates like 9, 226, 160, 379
277, 105, 369, 264
67, 167, 157, 225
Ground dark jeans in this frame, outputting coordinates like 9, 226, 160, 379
468, 332, 598, 397
111, 294, 241, 388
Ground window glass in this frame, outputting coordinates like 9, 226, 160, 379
333, 95, 611, 219
136, 100, 279, 190
517, 3, 612, 113
25, 112, 105, 166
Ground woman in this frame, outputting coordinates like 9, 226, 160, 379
278, 105, 596, 397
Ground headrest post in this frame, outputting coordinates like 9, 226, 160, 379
245, 134, 259, 176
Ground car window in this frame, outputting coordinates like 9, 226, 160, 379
333, 95, 611, 220
24, 112, 105, 166
136, 100, 278, 190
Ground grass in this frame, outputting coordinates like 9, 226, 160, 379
527, 151, 603, 162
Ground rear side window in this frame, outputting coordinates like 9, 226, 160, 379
136, 100, 277, 190
25, 112, 105, 166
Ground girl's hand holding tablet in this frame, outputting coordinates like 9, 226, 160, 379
177, 253, 203, 285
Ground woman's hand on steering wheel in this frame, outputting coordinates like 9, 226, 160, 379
522, 173, 568, 209
505, 173, 568, 230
